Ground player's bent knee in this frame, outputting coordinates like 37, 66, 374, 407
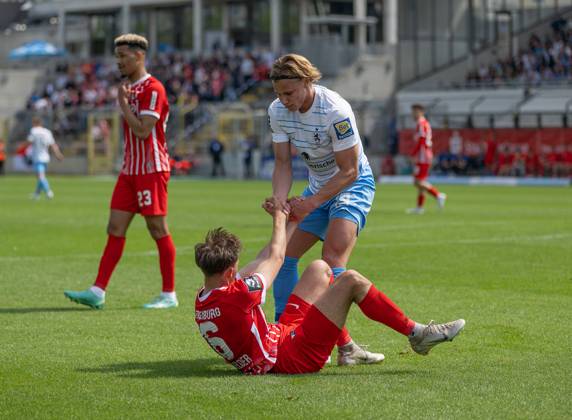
305, 259, 332, 285
337, 270, 370, 291
107, 223, 125, 237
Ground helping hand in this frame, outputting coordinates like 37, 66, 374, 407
262, 197, 290, 217
288, 196, 317, 222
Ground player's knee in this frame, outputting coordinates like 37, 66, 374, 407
338, 270, 370, 292
322, 244, 348, 266
305, 259, 332, 287
147, 226, 168, 240
146, 221, 168, 240
107, 222, 125, 237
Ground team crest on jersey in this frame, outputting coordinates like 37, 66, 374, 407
333, 118, 354, 140
313, 128, 321, 143
244, 276, 263, 292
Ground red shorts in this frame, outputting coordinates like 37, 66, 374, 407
110, 172, 170, 216
414, 163, 430, 181
270, 295, 341, 374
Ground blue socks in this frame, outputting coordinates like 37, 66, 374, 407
332, 267, 346, 278
273, 256, 299, 321
36, 177, 51, 195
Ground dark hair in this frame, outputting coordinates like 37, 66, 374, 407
195, 228, 242, 276
411, 103, 425, 112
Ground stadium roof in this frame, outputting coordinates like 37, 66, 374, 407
0, 0, 27, 31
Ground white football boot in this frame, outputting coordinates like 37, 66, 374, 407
409, 319, 465, 355
406, 207, 425, 215
337, 343, 385, 366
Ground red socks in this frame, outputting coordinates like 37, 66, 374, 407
94, 235, 126, 290
427, 185, 440, 198
93, 234, 175, 293
357, 285, 415, 336
156, 235, 176, 293
417, 193, 425, 207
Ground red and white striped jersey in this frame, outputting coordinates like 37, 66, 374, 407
195, 273, 282, 375
413, 117, 433, 164
121, 74, 170, 175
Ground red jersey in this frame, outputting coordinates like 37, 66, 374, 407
121, 74, 170, 175
195, 273, 282, 375
412, 117, 433, 164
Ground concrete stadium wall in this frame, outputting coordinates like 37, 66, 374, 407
7, 156, 88, 175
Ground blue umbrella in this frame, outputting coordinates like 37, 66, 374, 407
8, 40, 65, 60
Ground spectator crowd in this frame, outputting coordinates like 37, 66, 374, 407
26, 49, 274, 111
466, 17, 572, 86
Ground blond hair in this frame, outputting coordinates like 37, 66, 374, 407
114, 34, 148, 51
270, 54, 322, 82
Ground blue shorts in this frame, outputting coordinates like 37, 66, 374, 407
298, 168, 376, 241
34, 162, 47, 174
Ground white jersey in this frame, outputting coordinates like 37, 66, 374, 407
268, 85, 370, 193
27, 126, 55, 164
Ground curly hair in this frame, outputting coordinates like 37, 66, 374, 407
195, 228, 242, 276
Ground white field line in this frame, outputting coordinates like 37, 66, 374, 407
358, 233, 572, 249
364, 220, 507, 232
0, 233, 569, 262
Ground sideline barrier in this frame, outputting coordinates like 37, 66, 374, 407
378, 175, 571, 187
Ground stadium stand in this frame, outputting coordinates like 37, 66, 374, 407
466, 22, 572, 86
26, 50, 273, 111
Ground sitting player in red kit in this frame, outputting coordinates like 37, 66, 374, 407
194, 197, 465, 375
407, 104, 447, 214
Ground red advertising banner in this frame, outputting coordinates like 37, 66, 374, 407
399, 128, 572, 156
399, 128, 572, 176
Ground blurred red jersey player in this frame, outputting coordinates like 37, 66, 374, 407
407, 104, 446, 214
64, 34, 177, 309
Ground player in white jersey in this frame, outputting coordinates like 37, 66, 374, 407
266, 54, 383, 366
27, 117, 63, 199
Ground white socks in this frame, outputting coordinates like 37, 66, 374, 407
89, 287, 176, 300
90, 286, 105, 298
409, 322, 426, 338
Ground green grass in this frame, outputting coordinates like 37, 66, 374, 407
1, 176, 571, 419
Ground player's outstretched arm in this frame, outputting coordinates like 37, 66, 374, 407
239, 198, 293, 286
271, 142, 293, 205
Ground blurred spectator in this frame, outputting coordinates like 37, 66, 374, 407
240, 138, 255, 179
0, 139, 5, 175
209, 138, 226, 178
380, 154, 396, 175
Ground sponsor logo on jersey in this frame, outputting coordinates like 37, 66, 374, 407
333, 118, 354, 140
150, 91, 158, 111
244, 276, 263, 292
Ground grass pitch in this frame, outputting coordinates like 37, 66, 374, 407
1, 176, 571, 419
